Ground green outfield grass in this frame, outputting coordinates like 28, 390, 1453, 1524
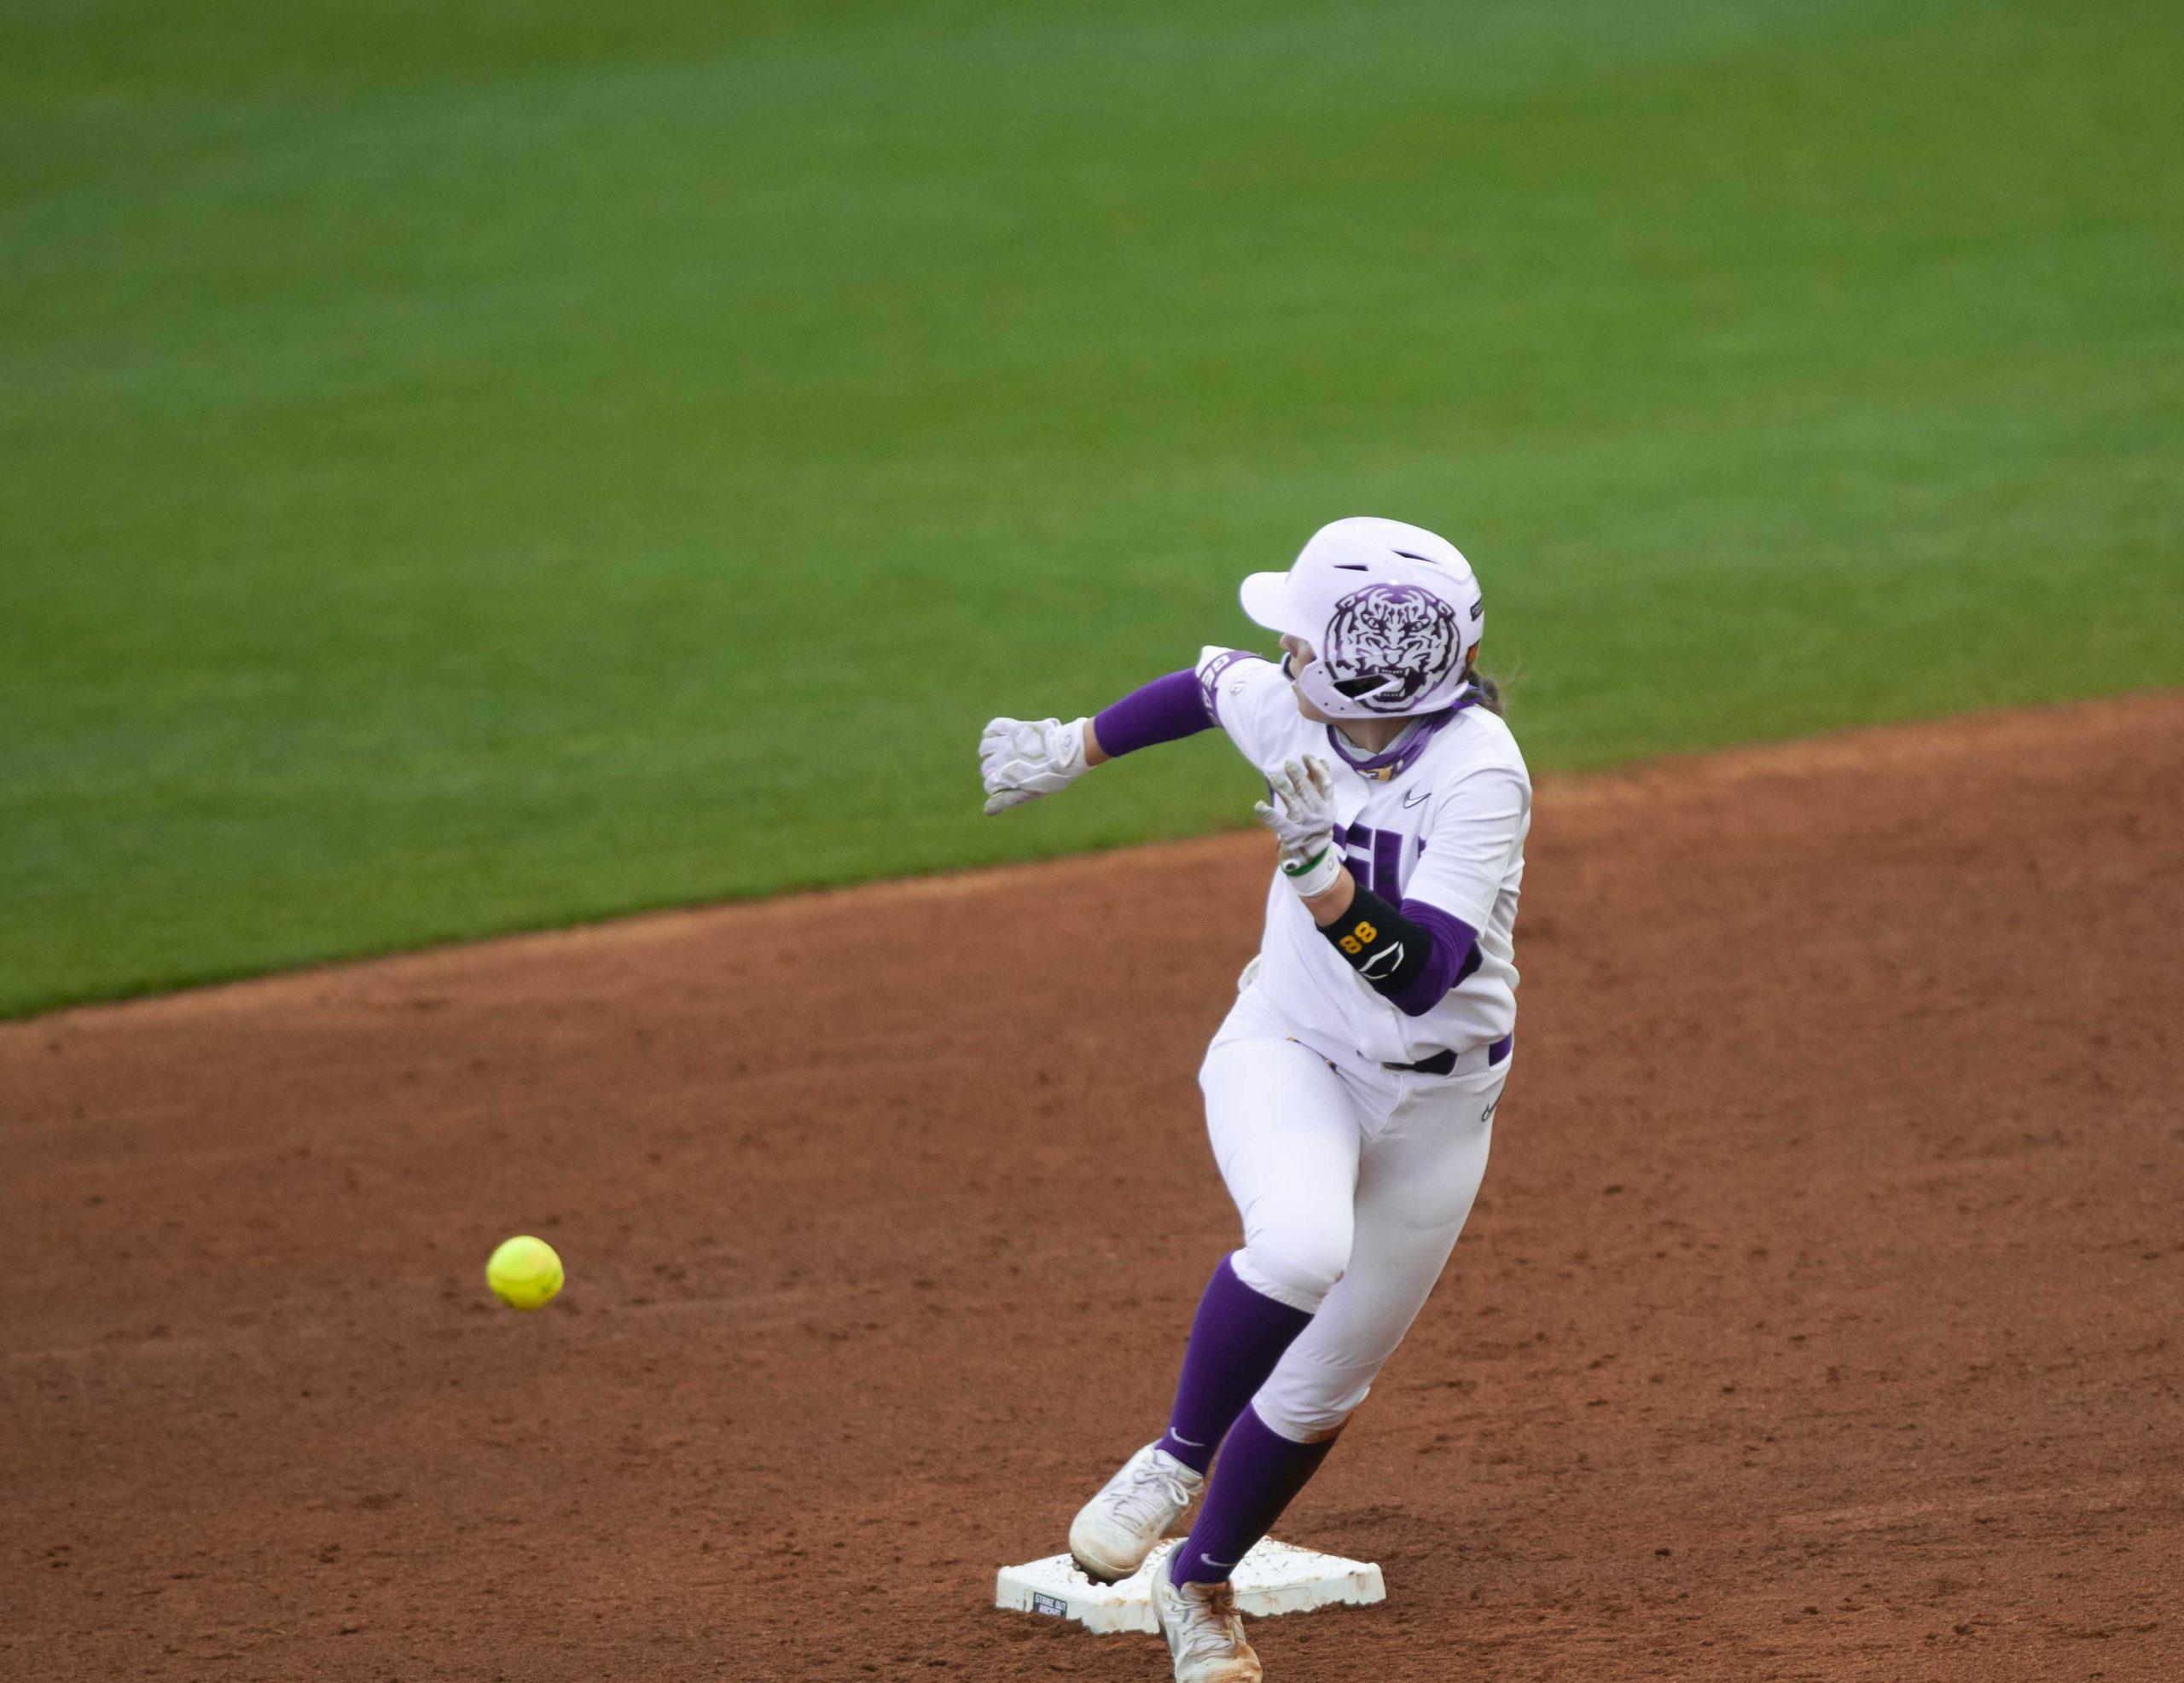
3, 0, 2180, 1015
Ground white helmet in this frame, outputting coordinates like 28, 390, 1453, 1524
1239, 517, 1485, 721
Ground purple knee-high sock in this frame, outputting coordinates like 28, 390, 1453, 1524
1170, 1402, 1338, 1586
1155, 1254, 1314, 1475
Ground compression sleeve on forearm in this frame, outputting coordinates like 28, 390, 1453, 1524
1389, 898, 1482, 1017
1092, 668, 1216, 757
1317, 886, 1481, 1017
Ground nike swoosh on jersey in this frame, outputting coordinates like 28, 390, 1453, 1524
1403, 788, 1430, 808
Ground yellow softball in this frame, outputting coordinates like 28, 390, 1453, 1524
486, 1235, 564, 1311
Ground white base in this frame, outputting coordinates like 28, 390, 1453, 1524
995, 1538, 1385, 1635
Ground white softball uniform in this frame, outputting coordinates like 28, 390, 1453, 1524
1192, 646, 1531, 1441
1203, 985, 1506, 1441
1195, 647, 1530, 1069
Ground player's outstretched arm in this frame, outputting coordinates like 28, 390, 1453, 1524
979, 667, 1214, 815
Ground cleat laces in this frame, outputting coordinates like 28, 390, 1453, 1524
1170, 1581, 1251, 1664
1110, 1457, 1195, 1534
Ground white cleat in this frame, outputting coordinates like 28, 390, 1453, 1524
1067, 1443, 1205, 1582
1150, 1546, 1263, 1683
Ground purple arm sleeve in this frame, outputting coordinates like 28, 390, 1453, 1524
1385, 899, 1483, 1018
1091, 668, 1215, 758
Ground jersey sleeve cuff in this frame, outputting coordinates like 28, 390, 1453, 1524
1195, 646, 1273, 729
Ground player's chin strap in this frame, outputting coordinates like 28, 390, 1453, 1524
1323, 691, 1475, 782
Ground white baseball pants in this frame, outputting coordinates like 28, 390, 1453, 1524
1199, 984, 1505, 1442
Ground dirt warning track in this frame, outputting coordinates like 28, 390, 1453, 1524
5, 694, 2181, 1680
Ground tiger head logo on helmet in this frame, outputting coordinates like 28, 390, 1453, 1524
1237, 517, 1486, 722
1322, 583, 1462, 713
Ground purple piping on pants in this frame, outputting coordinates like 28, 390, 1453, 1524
1092, 669, 1214, 758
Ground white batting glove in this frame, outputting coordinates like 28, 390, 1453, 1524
979, 717, 1091, 815
1254, 756, 1343, 897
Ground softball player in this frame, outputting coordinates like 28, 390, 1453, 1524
979, 518, 1530, 1683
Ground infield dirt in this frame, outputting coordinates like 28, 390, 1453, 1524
6, 694, 2181, 1680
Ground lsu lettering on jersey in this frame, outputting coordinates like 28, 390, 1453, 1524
1197, 646, 1531, 1069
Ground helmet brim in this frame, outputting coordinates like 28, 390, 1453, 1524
1239, 571, 1316, 640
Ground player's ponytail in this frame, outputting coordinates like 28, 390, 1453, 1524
1463, 663, 1505, 717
